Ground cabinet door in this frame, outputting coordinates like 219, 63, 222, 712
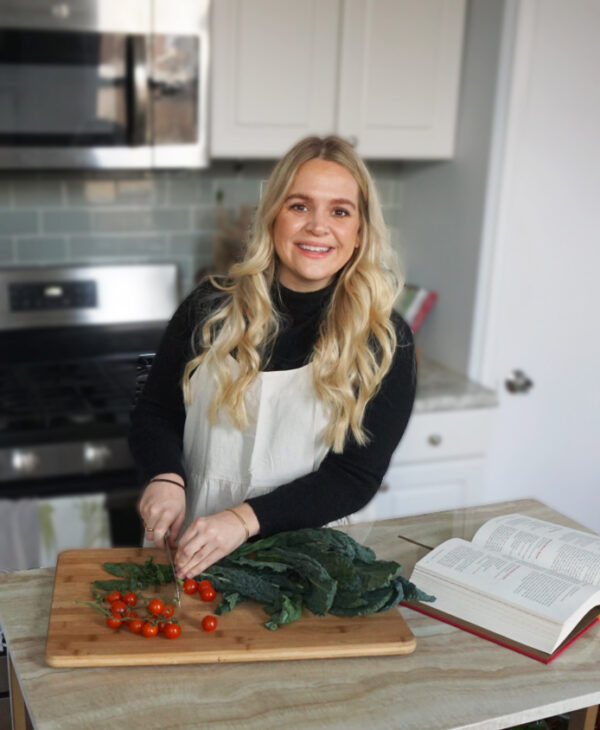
338, 0, 466, 159
392, 409, 492, 465
210, 0, 340, 157
373, 458, 484, 521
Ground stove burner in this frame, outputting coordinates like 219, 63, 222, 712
0, 358, 138, 438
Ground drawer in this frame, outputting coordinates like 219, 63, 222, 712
375, 458, 484, 521
391, 408, 493, 465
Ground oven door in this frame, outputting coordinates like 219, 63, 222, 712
0, 0, 209, 169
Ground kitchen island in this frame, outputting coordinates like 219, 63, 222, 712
1, 499, 598, 730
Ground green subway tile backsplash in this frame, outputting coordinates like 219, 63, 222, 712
0, 236, 13, 261
70, 234, 168, 258
91, 208, 190, 234
43, 209, 92, 234
0, 210, 38, 235
65, 177, 169, 207
0, 164, 404, 298
16, 237, 67, 263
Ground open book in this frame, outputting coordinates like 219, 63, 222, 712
403, 513, 600, 663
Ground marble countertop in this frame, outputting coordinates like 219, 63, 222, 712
414, 356, 498, 413
1, 499, 599, 730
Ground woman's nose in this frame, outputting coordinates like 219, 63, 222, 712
305, 209, 328, 235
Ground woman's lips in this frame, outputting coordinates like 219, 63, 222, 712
295, 242, 333, 258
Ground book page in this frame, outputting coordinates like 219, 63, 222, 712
413, 538, 600, 624
472, 514, 600, 586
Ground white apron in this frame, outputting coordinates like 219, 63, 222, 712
182, 356, 376, 542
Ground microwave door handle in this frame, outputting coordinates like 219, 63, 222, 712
126, 35, 149, 146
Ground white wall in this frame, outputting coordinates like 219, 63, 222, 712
396, 0, 505, 374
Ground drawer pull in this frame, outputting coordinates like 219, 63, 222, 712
427, 434, 442, 447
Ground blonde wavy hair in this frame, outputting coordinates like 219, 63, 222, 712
183, 135, 404, 452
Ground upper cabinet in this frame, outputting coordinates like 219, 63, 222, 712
210, 0, 340, 158
210, 0, 466, 159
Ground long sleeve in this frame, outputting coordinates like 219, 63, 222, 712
246, 313, 416, 535
128, 290, 198, 485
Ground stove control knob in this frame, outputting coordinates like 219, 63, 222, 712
83, 443, 112, 469
12, 450, 40, 475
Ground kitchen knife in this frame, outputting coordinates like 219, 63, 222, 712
164, 531, 181, 605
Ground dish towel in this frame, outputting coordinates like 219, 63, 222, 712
37, 493, 111, 568
0, 494, 111, 571
0, 494, 111, 657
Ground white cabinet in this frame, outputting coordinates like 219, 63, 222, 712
211, 0, 466, 159
372, 408, 493, 520
210, 0, 340, 158
338, 0, 466, 159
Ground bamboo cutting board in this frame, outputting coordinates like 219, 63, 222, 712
46, 547, 416, 667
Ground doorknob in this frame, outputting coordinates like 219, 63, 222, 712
505, 369, 534, 394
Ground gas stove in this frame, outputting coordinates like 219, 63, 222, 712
0, 263, 178, 540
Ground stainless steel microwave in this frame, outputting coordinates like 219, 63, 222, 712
0, 0, 210, 169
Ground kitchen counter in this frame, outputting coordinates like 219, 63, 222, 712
1, 499, 598, 730
415, 356, 498, 412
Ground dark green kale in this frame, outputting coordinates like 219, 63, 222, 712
94, 528, 434, 630
92, 557, 175, 595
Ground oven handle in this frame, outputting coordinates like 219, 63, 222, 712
126, 35, 150, 146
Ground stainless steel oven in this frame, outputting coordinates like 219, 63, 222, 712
0, 0, 210, 169
0, 263, 178, 563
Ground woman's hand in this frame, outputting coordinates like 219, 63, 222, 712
174, 503, 260, 579
138, 475, 186, 547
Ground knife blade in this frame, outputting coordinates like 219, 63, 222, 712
164, 530, 181, 605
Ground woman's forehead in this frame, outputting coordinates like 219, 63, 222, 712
288, 158, 360, 203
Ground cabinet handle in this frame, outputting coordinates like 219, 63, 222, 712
380, 482, 390, 493
427, 434, 442, 447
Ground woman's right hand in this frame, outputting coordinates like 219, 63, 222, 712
138, 475, 186, 547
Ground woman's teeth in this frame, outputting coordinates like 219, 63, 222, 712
298, 244, 331, 252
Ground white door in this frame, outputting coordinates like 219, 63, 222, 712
471, 1, 600, 532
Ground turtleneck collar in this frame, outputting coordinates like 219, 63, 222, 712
274, 279, 336, 324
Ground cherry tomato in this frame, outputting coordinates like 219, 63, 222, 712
157, 621, 166, 633
197, 580, 213, 591
106, 590, 122, 604
183, 579, 198, 595
110, 600, 128, 617
128, 618, 143, 634
122, 591, 138, 607
162, 603, 175, 619
164, 623, 181, 640
201, 615, 217, 632
200, 586, 216, 602
148, 598, 165, 616
126, 610, 139, 618
142, 622, 159, 638
106, 617, 122, 629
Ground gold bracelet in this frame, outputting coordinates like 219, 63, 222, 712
225, 507, 250, 542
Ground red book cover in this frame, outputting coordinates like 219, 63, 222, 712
401, 601, 600, 664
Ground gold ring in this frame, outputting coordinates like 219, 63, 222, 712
143, 523, 155, 532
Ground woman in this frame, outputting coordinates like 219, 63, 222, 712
129, 135, 416, 580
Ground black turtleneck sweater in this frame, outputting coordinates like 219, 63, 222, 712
128, 280, 416, 536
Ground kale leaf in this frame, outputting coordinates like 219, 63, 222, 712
95, 528, 434, 630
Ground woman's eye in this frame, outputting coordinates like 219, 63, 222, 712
290, 203, 307, 211
333, 208, 350, 217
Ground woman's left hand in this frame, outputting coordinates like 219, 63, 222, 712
174, 504, 259, 579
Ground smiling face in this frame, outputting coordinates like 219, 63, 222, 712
272, 158, 361, 292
